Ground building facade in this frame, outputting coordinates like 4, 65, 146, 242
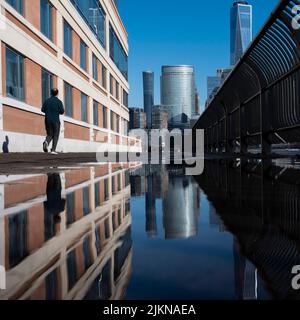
0, 162, 141, 299
206, 68, 232, 107
230, 1, 252, 66
151, 105, 168, 130
143, 71, 154, 129
0, 0, 139, 153
129, 107, 146, 130
161, 66, 196, 129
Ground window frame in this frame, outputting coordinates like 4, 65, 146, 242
64, 82, 73, 118
40, 0, 53, 41
41, 68, 54, 103
80, 39, 87, 71
6, 0, 23, 15
5, 46, 25, 102
81, 92, 88, 122
63, 20, 73, 58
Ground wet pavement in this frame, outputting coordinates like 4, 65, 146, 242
0, 159, 300, 300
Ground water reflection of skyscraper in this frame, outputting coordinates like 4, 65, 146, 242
131, 165, 200, 239
163, 176, 200, 239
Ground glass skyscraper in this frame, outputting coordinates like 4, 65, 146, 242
230, 1, 253, 66
161, 66, 196, 129
143, 71, 154, 128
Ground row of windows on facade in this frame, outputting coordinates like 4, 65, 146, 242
64, 21, 128, 107
5, 47, 128, 134
6, 0, 128, 81
8, 177, 123, 270
9, 217, 119, 300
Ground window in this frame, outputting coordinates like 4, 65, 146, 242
40, 0, 52, 40
6, 0, 23, 14
110, 74, 114, 95
70, 0, 106, 48
109, 24, 128, 80
94, 182, 100, 208
66, 192, 75, 226
83, 186, 90, 216
102, 65, 107, 89
83, 236, 92, 270
6, 47, 24, 101
116, 82, 119, 100
110, 111, 114, 131
104, 179, 109, 201
93, 100, 98, 126
123, 90, 128, 108
81, 93, 88, 122
67, 250, 77, 290
42, 68, 53, 103
116, 115, 120, 133
80, 40, 87, 70
92, 54, 98, 81
64, 82, 73, 117
8, 210, 28, 268
64, 21, 72, 58
103, 106, 108, 129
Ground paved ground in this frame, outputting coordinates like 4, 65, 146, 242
0, 152, 299, 175
0, 153, 101, 174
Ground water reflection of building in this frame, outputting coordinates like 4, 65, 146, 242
209, 203, 227, 232
163, 176, 199, 239
0, 163, 137, 300
233, 239, 257, 300
131, 165, 200, 239
196, 160, 300, 300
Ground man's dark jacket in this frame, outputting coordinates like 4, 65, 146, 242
42, 96, 65, 123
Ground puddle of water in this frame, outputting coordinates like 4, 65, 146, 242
0, 161, 299, 300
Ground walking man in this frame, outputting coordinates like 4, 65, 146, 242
42, 88, 65, 154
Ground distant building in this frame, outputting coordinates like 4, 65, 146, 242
190, 115, 200, 128
143, 71, 154, 128
194, 90, 200, 115
230, 1, 253, 66
129, 108, 147, 129
206, 68, 232, 108
152, 106, 169, 130
161, 66, 196, 129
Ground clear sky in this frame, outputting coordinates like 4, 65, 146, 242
119, 0, 279, 112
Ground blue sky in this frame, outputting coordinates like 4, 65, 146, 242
119, 0, 279, 111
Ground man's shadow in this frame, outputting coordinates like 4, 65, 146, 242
2, 136, 9, 154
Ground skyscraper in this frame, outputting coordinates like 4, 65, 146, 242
143, 71, 154, 128
161, 66, 196, 129
129, 108, 147, 129
230, 1, 253, 66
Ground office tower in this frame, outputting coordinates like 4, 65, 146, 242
161, 66, 196, 129
230, 1, 253, 66
195, 90, 200, 115
152, 106, 169, 130
129, 108, 147, 129
143, 71, 154, 128
207, 69, 223, 98
1, 0, 130, 152
206, 68, 233, 107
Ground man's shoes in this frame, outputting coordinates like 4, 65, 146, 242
43, 141, 48, 153
51, 151, 58, 155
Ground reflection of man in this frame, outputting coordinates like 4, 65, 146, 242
44, 173, 66, 240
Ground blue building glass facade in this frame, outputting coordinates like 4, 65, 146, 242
230, 1, 252, 66
143, 71, 154, 128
